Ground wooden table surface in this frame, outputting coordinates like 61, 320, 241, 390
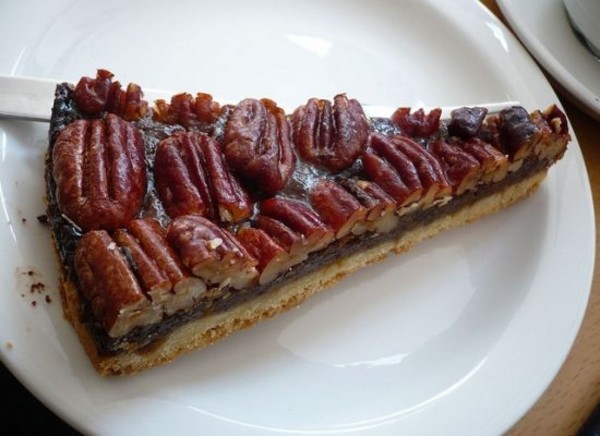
480, 1, 600, 434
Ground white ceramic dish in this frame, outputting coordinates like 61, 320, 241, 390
0, 0, 595, 434
498, 0, 600, 120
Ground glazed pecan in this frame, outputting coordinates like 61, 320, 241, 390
51, 114, 147, 231
497, 106, 539, 161
117, 219, 206, 314
260, 197, 334, 253
310, 179, 367, 239
74, 230, 161, 338
154, 131, 251, 222
386, 135, 451, 206
74, 69, 148, 121
459, 137, 509, 183
153, 92, 220, 130
336, 178, 398, 233
237, 226, 297, 285
391, 107, 441, 137
256, 215, 308, 260
223, 98, 296, 195
430, 139, 482, 195
167, 215, 259, 290
448, 107, 488, 139
291, 94, 369, 172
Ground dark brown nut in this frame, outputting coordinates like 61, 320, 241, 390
154, 131, 251, 222
74, 69, 148, 121
200, 134, 253, 222
256, 215, 308, 260
126, 219, 206, 314
448, 107, 488, 139
167, 215, 259, 290
51, 114, 147, 231
223, 98, 296, 195
368, 133, 423, 199
385, 135, 452, 207
74, 230, 160, 338
530, 107, 570, 161
497, 106, 539, 161
237, 227, 297, 285
153, 92, 220, 130
430, 139, 482, 195
391, 107, 441, 137
260, 197, 335, 253
114, 228, 173, 304
291, 94, 369, 172
310, 180, 367, 239
361, 148, 422, 207
460, 137, 509, 183
337, 178, 398, 233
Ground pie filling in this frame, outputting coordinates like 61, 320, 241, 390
45, 71, 570, 358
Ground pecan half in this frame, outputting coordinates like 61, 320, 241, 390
448, 107, 488, 139
223, 98, 296, 195
237, 226, 297, 285
154, 131, 251, 222
167, 215, 259, 290
74, 230, 160, 338
119, 219, 206, 314
459, 137, 509, 183
430, 139, 482, 195
391, 107, 441, 137
74, 69, 148, 121
310, 179, 367, 239
497, 106, 539, 161
51, 114, 147, 231
256, 215, 308, 260
291, 94, 369, 172
337, 178, 398, 233
153, 92, 220, 130
385, 135, 451, 207
260, 197, 334, 253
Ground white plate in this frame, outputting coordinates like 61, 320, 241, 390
0, 0, 595, 434
498, 0, 600, 120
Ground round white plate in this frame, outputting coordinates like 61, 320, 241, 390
498, 0, 600, 120
0, 0, 595, 434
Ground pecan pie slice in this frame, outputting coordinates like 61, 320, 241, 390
45, 70, 569, 375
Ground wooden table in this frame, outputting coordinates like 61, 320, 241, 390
480, 1, 600, 434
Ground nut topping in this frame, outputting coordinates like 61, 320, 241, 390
430, 139, 482, 195
74, 230, 160, 338
154, 131, 251, 222
291, 94, 369, 172
260, 197, 334, 253
459, 137, 509, 183
391, 107, 441, 137
51, 114, 147, 231
223, 98, 296, 195
237, 227, 297, 285
153, 92, 220, 130
124, 219, 206, 314
167, 215, 259, 290
74, 69, 148, 121
310, 180, 367, 239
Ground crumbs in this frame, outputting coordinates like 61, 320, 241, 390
5, 342, 13, 350
15, 267, 52, 307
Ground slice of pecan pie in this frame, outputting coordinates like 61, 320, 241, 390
45, 69, 570, 375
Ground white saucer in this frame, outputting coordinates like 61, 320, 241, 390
498, 0, 600, 120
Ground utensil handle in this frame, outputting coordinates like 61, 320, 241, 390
0, 74, 520, 123
0, 75, 57, 122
